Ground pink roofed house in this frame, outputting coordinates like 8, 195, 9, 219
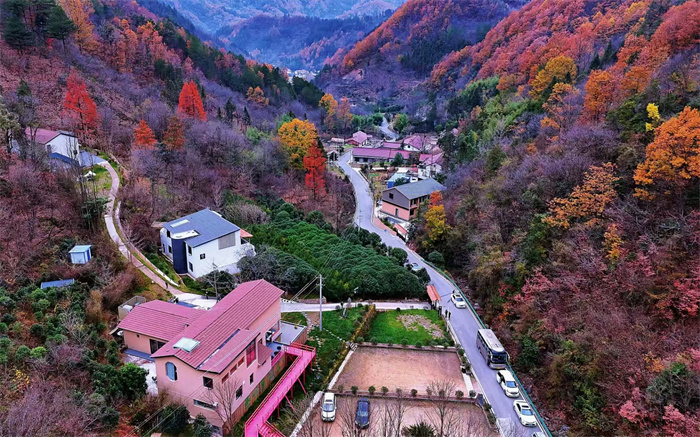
117, 280, 308, 433
345, 130, 372, 146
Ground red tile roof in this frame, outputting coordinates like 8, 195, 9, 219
117, 300, 204, 341
27, 128, 61, 144
151, 280, 284, 373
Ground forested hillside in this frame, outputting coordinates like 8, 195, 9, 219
0, 0, 354, 432
403, 0, 700, 435
316, 0, 526, 111
215, 13, 394, 71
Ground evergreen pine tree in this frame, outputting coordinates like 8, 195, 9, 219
589, 53, 602, 71
224, 98, 235, 122
45, 5, 76, 49
243, 106, 251, 125
3, 15, 35, 53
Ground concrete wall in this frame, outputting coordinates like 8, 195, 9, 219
46, 134, 79, 160
123, 330, 166, 355
381, 201, 411, 221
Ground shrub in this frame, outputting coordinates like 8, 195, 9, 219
337, 385, 344, 393
30, 323, 45, 338
401, 338, 409, 346
396, 307, 401, 311
381, 386, 389, 395
351, 386, 358, 395
1, 313, 15, 324
30, 346, 47, 359
469, 390, 476, 398
457, 347, 465, 356
448, 339, 455, 347
387, 341, 393, 347
428, 251, 445, 265
0, 322, 7, 334
193, 414, 214, 437
15, 345, 31, 362
160, 404, 190, 435
369, 386, 376, 395
456, 390, 464, 399
34, 311, 43, 321
0, 337, 11, 350
357, 303, 364, 308
371, 338, 378, 345
426, 388, 433, 397
411, 389, 418, 397
396, 388, 403, 396
356, 337, 365, 343
484, 402, 492, 411
415, 341, 423, 348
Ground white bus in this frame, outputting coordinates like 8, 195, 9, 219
476, 328, 509, 369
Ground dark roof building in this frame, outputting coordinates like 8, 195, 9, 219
162, 209, 240, 248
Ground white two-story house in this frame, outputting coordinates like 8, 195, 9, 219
160, 209, 255, 278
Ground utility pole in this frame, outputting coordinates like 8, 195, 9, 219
319, 275, 323, 332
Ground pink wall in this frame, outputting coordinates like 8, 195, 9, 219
381, 202, 411, 220
154, 300, 283, 429
123, 330, 166, 355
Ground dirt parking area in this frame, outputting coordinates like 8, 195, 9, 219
333, 346, 466, 394
302, 395, 497, 437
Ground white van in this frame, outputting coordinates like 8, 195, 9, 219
321, 392, 336, 421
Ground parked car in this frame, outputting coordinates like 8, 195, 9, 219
496, 370, 520, 397
355, 398, 371, 428
451, 293, 467, 309
532, 433, 546, 437
409, 262, 422, 272
513, 400, 537, 427
321, 392, 336, 422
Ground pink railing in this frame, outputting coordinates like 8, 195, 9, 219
244, 344, 316, 437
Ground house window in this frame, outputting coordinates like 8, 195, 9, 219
166, 362, 177, 381
168, 245, 172, 254
250, 373, 254, 384
245, 340, 256, 366
395, 208, 399, 216
222, 374, 229, 383
194, 399, 216, 410
200, 253, 206, 260
166, 230, 171, 238
389, 193, 393, 199
203, 376, 213, 389
188, 245, 192, 255
218, 233, 236, 249
150, 339, 165, 354
236, 386, 243, 399
189, 262, 193, 271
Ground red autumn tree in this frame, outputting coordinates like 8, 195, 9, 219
303, 143, 326, 199
177, 81, 206, 121
63, 72, 100, 139
133, 120, 156, 149
163, 116, 185, 150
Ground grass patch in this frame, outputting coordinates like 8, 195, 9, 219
181, 276, 207, 295
368, 309, 448, 346
281, 312, 307, 326
144, 252, 180, 283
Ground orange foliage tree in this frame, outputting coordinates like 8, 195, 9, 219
319, 93, 338, 129
303, 143, 326, 199
177, 81, 206, 121
425, 190, 449, 243
634, 107, 700, 200
279, 119, 318, 170
583, 70, 615, 121
133, 120, 156, 149
544, 163, 619, 229
246, 86, 269, 106
541, 82, 580, 135
529, 55, 577, 99
63, 72, 100, 140
163, 116, 185, 150
58, 0, 96, 52
337, 97, 353, 133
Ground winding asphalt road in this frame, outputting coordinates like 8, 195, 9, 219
338, 151, 547, 436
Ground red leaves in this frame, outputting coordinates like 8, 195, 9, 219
177, 80, 206, 121
303, 143, 326, 198
62, 71, 99, 139
133, 119, 156, 150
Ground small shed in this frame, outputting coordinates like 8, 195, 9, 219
40, 279, 75, 289
69, 244, 92, 264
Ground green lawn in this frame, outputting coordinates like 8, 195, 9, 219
281, 312, 307, 326
367, 309, 449, 346
91, 165, 112, 195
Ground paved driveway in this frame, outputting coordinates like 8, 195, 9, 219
338, 151, 548, 435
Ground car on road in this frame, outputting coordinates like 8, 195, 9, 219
496, 370, 520, 397
355, 398, 370, 428
451, 293, 467, 309
532, 433, 546, 437
321, 392, 336, 422
513, 400, 537, 427
408, 262, 422, 272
